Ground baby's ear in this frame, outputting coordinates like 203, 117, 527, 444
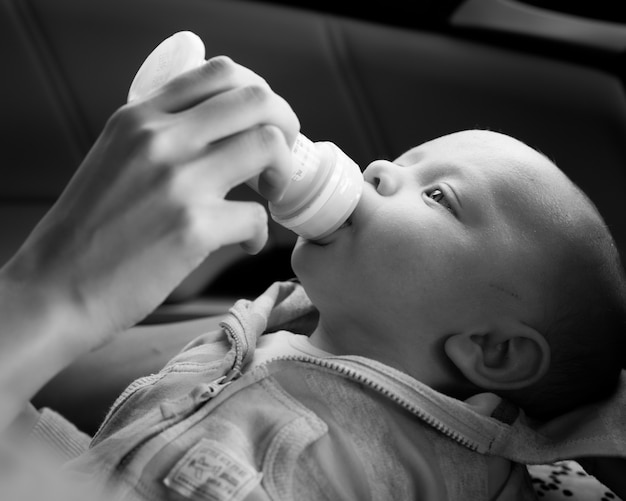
444, 322, 550, 391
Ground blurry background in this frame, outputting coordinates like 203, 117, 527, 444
2, 0, 626, 323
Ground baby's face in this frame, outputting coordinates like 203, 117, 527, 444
291, 130, 597, 340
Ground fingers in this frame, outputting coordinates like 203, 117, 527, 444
176, 84, 300, 153
179, 124, 294, 203
144, 125, 292, 255
152, 56, 269, 113
196, 200, 269, 255
129, 55, 300, 172
151, 82, 300, 162
119, 56, 299, 251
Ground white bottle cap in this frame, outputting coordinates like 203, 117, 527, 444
127, 31, 205, 103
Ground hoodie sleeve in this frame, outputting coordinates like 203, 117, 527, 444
29, 407, 91, 462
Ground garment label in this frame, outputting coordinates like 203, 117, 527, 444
163, 439, 261, 501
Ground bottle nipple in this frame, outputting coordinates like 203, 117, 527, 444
128, 31, 363, 241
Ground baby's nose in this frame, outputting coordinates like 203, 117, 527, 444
363, 160, 400, 196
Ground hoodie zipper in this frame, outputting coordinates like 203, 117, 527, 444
104, 350, 484, 473
219, 316, 482, 452
219, 319, 245, 379
92, 372, 167, 444
263, 354, 482, 452
94, 319, 245, 447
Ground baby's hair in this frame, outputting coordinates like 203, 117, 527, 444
504, 191, 626, 420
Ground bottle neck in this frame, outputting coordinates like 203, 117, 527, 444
268, 137, 363, 241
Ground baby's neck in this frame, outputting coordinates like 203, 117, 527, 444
308, 319, 472, 399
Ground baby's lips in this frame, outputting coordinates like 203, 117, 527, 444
309, 216, 354, 246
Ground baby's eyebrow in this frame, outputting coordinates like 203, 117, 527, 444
420, 163, 466, 184
488, 282, 523, 302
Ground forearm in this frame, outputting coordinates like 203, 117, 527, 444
0, 55, 298, 433
0, 271, 91, 431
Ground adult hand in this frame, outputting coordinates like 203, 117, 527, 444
0, 56, 299, 424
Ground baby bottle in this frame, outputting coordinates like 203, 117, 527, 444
127, 31, 363, 241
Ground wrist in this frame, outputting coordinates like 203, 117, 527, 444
0, 235, 104, 351
0, 266, 93, 429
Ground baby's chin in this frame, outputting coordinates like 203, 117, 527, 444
291, 235, 321, 255
289, 236, 326, 283
289, 236, 305, 259
288, 237, 306, 273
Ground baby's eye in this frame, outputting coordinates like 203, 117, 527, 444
427, 188, 455, 214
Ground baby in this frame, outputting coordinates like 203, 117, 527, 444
290, 128, 626, 421
4, 49, 625, 498
10, 127, 625, 501
68, 128, 625, 500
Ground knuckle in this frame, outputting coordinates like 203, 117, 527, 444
240, 84, 272, 108
254, 124, 285, 152
238, 125, 287, 171
201, 55, 237, 82
167, 200, 203, 247
106, 106, 176, 166
182, 207, 203, 244
136, 124, 174, 164
105, 103, 143, 134
203, 56, 269, 89
162, 75, 188, 97
153, 160, 178, 192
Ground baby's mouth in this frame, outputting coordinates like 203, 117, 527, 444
310, 216, 353, 246
337, 216, 352, 231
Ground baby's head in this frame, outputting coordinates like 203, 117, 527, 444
292, 129, 626, 420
